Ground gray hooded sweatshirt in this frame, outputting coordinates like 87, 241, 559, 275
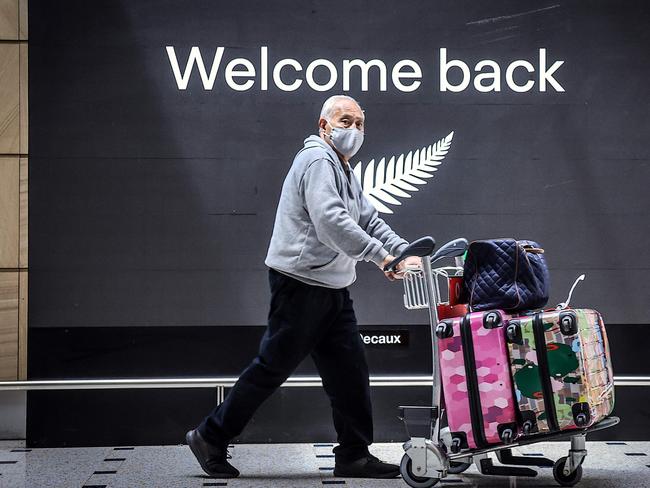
265, 134, 409, 288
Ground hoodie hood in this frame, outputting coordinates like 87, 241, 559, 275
303, 134, 342, 165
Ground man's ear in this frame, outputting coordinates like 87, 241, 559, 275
318, 117, 328, 132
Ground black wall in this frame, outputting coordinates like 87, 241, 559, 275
25, 324, 650, 446
26, 0, 650, 445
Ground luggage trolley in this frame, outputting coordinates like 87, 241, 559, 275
385, 237, 620, 487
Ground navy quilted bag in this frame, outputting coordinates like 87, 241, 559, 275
459, 238, 550, 312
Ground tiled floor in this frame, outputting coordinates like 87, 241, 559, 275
0, 439, 649, 488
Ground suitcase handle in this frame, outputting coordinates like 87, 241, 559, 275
521, 244, 545, 254
556, 274, 586, 310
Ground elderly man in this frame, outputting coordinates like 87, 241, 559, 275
186, 95, 417, 479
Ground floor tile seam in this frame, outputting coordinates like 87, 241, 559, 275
80, 446, 131, 487
313, 443, 334, 480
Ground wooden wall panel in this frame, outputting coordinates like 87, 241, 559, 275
0, 0, 26, 382
19, 157, 27, 267
0, 271, 18, 380
18, 0, 26, 40
0, 0, 19, 40
19, 43, 27, 153
18, 270, 26, 379
0, 44, 19, 153
0, 157, 19, 268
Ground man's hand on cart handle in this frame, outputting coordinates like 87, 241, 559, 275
382, 236, 435, 280
380, 255, 422, 281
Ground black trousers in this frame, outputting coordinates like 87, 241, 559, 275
197, 268, 374, 462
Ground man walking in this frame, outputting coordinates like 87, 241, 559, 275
186, 95, 417, 479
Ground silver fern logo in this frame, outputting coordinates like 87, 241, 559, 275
352, 131, 454, 214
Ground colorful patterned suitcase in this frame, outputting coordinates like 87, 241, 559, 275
506, 308, 615, 435
437, 310, 519, 451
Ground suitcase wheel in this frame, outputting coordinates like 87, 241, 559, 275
522, 420, 534, 435
500, 428, 514, 444
435, 321, 454, 339
506, 321, 522, 343
559, 312, 578, 335
483, 311, 502, 329
574, 413, 588, 427
450, 437, 462, 454
520, 411, 537, 435
572, 402, 591, 427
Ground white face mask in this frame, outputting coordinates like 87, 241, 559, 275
323, 120, 364, 159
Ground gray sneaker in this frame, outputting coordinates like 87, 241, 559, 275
185, 429, 240, 478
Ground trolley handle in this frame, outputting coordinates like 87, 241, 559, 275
383, 236, 436, 272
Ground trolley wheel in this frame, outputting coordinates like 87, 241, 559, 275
552, 456, 583, 487
400, 454, 440, 488
448, 461, 471, 474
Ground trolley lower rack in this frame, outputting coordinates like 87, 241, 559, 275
398, 402, 620, 486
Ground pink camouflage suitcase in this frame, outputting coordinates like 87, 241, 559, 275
437, 310, 519, 452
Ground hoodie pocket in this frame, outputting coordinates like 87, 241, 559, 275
309, 253, 339, 270
297, 225, 339, 270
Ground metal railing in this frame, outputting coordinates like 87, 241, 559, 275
0, 375, 648, 390
1, 375, 646, 406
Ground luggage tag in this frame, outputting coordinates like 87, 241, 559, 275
556, 274, 586, 310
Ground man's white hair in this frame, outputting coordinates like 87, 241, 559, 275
319, 95, 362, 120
